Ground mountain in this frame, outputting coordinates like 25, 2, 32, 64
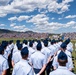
0, 29, 35, 34
0, 29, 13, 33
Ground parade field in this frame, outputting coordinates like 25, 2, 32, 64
0, 38, 76, 74
0, 0, 76, 75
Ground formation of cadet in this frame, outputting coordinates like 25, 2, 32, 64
0, 38, 75, 75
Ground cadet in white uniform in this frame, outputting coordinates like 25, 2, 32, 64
52, 55, 73, 71
29, 42, 47, 75
41, 40, 51, 61
1, 41, 9, 59
0, 46, 9, 75
12, 47, 34, 75
12, 44, 22, 67
48, 40, 56, 56
41, 40, 52, 75
66, 38, 73, 53
28, 41, 35, 59
49, 51, 75, 75
13, 40, 21, 54
22, 40, 28, 48
53, 43, 73, 71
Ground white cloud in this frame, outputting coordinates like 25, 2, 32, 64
58, 18, 62, 20
0, 13, 7, 17
64, 21, 76, 27
0, 0, 10, 6
72, 26, 76, 29
65, 15, 76, 19
63, 0, 74, 3
0, 24, 5, 29
51, 17, 55, 20
10, 23, 31, 32
27, 14, 62, 32
15, 27, 31, 32
13, 25, 25, 29
0, 24, 5, 26
0, 0, 74, 17
10, 23, 16, 27
27, 14, 49, 25
8, 15, 31, 21
13, 25, 30, 32
27, 14, 76, 33
17, 15, 30, 21
60, 5, 69, 12
47, 0, 73, 14
8, 16, 17, 21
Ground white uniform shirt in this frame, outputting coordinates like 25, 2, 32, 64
29, 51, 47, 69
28, 47, 35, 58
3, 45, 12, 59
12, 59, 34, 75
23, 44, 28, 48
48, 45, 56, 56
49, 66, 75, 75
33, 42, 38, 50
41, 41, 45, 48
0, 55, 9, 75
67, 42, 73, 52
58, 42, 62, 47
53, 44, 60, 53
12, 50, 22, 64
13, 44, 18, 54
41, 47, 51, 60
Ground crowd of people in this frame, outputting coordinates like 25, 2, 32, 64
0, 33, 48, 39
0, 38, 75, 75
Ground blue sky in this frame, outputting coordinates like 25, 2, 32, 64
0, 0, 76, 33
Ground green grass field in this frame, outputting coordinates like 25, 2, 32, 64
0, 38, 76, 74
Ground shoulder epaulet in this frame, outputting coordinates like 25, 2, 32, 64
41, 52, 45, 55
28, 62, 32, 67
68, 55, 72, 58
32, 51, 35, 54
2, 55, 7, 60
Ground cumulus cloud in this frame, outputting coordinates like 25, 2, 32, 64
8, 16, 17, 21
14, 25, 31, 32
47, 0, 73, 14
0, 0, 10, 6
72, 26, 76, 29
10, 23, 31, 32
0, 24, 5, 29
8, 15, 31, 21
0, 0, 74, 17
13, 25, 25, 29
65, 21, 76, 27
26, 13, 76, 33
27, 14, 49, 25
26, 14, 50, 32
17, 15, 30, 21
0, 0, 75, 33
65, 15, 76, 19
58, 18, 62, 20
10, 23, 16, 27
0, 24, 5, 26
0, 13, 7, 17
